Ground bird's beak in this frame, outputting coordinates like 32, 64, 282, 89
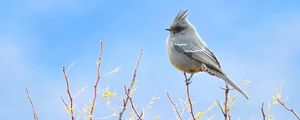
165, 28, 172, 31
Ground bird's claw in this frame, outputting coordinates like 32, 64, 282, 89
185, 79, 192, 85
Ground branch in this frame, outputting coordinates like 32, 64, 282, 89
276, 98, 300, 120
166, 92, 183, 120
224, 84, 230, 120
124, 86, 143, 120
118, 49, 143, 120
184, 74, 196, 120
60, 96, 69, 110
89, 41, 104, 120
217, 84, 230, 120
62, 66, 75, 120
217, 101, 225, 116
261, 102, 266, 120
25, 88, 39, 120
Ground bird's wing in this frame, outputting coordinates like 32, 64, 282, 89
173, 38, 222, 70
174, 39, 249, 99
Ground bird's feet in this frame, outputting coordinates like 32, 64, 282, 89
184, 73, 193, 85
185, 78, 192, 85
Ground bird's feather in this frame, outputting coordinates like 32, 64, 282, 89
206, 66, 249, 99
173, 37, 249, 99
168, 10, 249, 99
173, 38, 221, 69
174, 10, 189, 22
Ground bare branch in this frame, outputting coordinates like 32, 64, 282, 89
184, 73, 196, 120
224, 84, 230, 120
166, 92, 183, 120
261, 102, 266, 120
218, 84, 231, 120
217, 101, 225, 116
118, 49, 143, 120
124, 86, 143, 120
276, 98, 300, 120
25, 88, 39, 120
62, 66, 75, 120
89, 41, 104, 120
60, 96, 69, 110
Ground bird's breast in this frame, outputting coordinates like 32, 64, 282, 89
167, 42, 203, 73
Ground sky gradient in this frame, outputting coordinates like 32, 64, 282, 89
1, 0, 300, 119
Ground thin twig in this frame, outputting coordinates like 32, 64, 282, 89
276, 98, 300, 120
118, 49, 143, 120
60, 96, 69, 110
184, 73, 196, 120
62, 66, 75, 120
217, 101, 225, 116
124, 86, 143, 120
218, 84, 230, 120
25, 88, 39, 120
224, 84, 230, 120
166, 92, 183, 120
261, 102, 266, 120
89, 41, 104, 120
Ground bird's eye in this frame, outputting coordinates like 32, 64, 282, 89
174, 26, 184, 33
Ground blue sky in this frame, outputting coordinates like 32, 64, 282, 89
1, 0, 300, 119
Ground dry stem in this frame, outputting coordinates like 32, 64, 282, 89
89, 41, 104, 120
166, 92, 183, 120
186, 82, 196, 120
261, 102, 266, 120
118, 49, 143, 120
276, 98, 300, 120
60, 96, 69, 110
25, 88, 39, 120
217, 84, 230, 120
62, 66, 75, 120
124, 86, 143, 120
184, 73, 196, 120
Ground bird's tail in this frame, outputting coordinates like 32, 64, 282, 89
207, 68, 249, 99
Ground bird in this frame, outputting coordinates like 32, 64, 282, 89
166, 10, 249, 99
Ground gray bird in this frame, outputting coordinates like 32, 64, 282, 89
166, 10, 249, 99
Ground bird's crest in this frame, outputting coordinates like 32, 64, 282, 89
170, 9, 190, 30
174, 10, 189, 22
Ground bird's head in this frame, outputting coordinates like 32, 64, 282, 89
166, 10, 193, 34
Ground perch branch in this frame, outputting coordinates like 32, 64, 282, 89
184, 73, 196, 120
25, 88, 39, 120
89, 41, 104, 120
118, 49, 143, 120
